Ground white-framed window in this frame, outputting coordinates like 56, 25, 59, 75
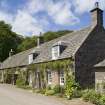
48, 71, 52, 85
60, 71, 65, 86
28, 53, 38, 64
29, 54, 33, 64
52, 46, 60, 60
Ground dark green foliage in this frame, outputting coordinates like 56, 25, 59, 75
65, 74, 80, 99
53, 85, 65, 97
4, 69, 15, 84
46, 85, 51, 90
0, 21, 23, 61
17, 36, 37, 52
16, 70, 27, 88
18, 30, 72, 52
53, 85, 61, 93
16, 78, 26, 88
43, 30, 72, 42
52, 85, 65, 94
0, 20, 72, 61
73, 89, 82, 98
4, 74, 13, 84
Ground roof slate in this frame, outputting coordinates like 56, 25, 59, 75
1, 26, 94, 69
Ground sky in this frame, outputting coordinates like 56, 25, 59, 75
0, 0, 105, 36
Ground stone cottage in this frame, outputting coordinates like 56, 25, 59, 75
0, 3, 105, 90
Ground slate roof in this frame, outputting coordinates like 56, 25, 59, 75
33, 26, 94, 63
1, 26, 94, 69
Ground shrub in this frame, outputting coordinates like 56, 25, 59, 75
98, 95, 105, 105
46, 85, 51, 90
40, 89, 46, 94
16, 71, 27, 88
45, 85, 64, 96
65, 74, 79, 99
53, 85, 60, 93
82, 90, 89, 102
33, 89, 41, 93
22, 85, 32, 90
73, 89, 82, 98
16, 79, 25, 88
45, 90, 55, 96
55, 93, 64, 98
33, 88, 46, 94
82, 89, 101, 104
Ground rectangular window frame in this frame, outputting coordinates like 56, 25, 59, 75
48, 71, 52, 85
60, 71, 65, 86
29, 53, 38, 64
52, 45, 60, 60
29, 54, 33, 64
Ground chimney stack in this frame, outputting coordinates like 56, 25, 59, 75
90, 2, 103, 27
37, 32, 44, 47
9, 49, 14, 57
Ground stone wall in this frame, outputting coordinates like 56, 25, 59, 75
75, 26, 105, 88
52, 71, 59, 86
95, 68, 105, 93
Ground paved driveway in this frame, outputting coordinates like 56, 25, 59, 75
0, 84, 94, 105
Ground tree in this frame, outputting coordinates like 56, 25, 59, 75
17, 36, 37, 52
17, 30, 73, 52
0, 21, 23, 62
43, 30, 72, 42
0, 21, 72, 61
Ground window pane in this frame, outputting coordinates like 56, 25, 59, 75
48, 71, 52, 85
52, 46, 60, 59
29, 54, 33, 64
60, 71, 64, 85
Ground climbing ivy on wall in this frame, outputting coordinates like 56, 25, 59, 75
27, 59, 74, 89
4, 68, 15, 84
28, 59, 74, 72
3, 59, 74, 89
3, 67, 28, 86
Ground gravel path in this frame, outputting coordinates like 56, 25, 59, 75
0, 84, 94, 105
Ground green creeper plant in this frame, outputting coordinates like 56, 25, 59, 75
65, 74, 79, 99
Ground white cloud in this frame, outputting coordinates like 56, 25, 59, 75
0, 11, 13, 24
46, 1, 79, 25
0, 0, 105, 36
26, 0, 45, 14
12, 10, 44, 36
99, 0, 105, 10
13, 0, 80, 35
0, 10, 45, 36
26, 0, 79, 25
0, 0, 79, 36
73, 0, 105, 14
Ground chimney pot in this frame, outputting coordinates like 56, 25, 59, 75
90, 2, 103, 27
95, 2, 99, 8
9, 49, 14, 57
37, 32, 44, 47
